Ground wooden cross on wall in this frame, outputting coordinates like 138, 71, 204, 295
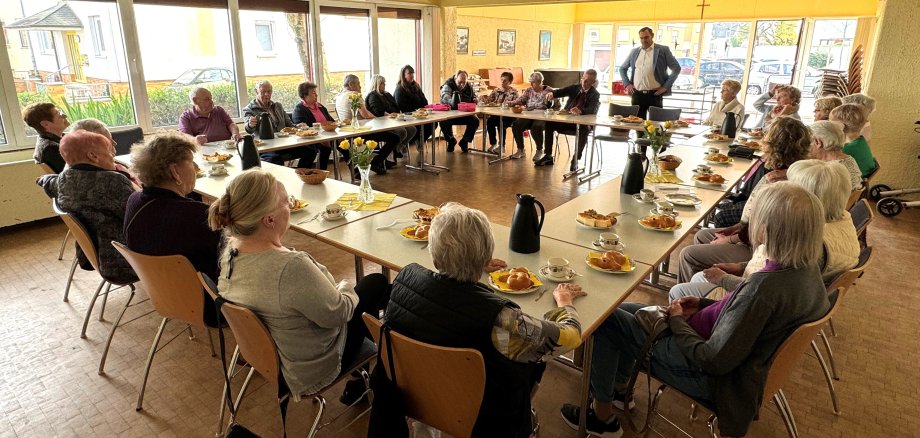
697, 0, 711, 20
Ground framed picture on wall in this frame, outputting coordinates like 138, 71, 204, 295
539, 31, 551, 61
497, 29, 516, 55
457, 27, 469, 55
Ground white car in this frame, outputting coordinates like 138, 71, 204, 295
747, 61, 821, 96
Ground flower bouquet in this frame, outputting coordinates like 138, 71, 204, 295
644, 121, 673, 176
347, 92, 363, 128
339, 137, 378, 202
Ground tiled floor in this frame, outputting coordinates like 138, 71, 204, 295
1, 136, 917, 437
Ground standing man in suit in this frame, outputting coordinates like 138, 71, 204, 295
618, 27, 681, 120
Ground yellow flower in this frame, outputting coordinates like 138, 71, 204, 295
644, 120, 653, 126
646, 125, 656, 133
354, 137, 364, 146
339, 140, 350, 149
367, 140, 378, 149
664, 121, 673, 129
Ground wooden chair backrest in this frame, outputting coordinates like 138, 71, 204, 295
38, 163, 56, 175
850, 198, 874, 237
112, 242, 206, 328
826, 246, 873, 302
198, 273, 281, 391
846, 187, 864, 210
363, 314, 486, 438
54, 200, 101, 272
761, 288, 843, 403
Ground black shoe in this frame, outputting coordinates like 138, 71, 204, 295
385, 160, 397, 169
339, 378, 369, 405
446, 138, 457, 152
459, 139, 469, 153
560, 404, 623, 437
393, 150, 404, 159
371, 164, 387, 175
570, 160, 578, 172
535, 155, 554, 167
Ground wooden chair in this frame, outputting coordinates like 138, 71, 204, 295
861, 158, 881, 197
846, 187, 864, 210
646, 290, 844, 438
363, 313, 486, 438
38, 163, 72, 262
50, 200, 79, 302
111, 242, 217, 411
849, 199, 875, 245
198, 274, 374, 437
54, 203, 141, 375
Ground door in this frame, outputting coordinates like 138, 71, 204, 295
64, 31, 86, 82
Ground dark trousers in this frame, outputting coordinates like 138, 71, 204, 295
543, 122, 591, 159
412, 123, 436, 144
260, 146, 316, 168
486, 116, 514, 146
512, 118, 545, 151
440, 115, 480, 143
365, 132, 399, 166
341, 273, 392, 368
631, 90, 664, 119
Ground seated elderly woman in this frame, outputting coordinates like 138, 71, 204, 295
842, 93, 876, 141
291, 81, 336, 171
753, 84, 802, 128
561, 182, 830, 438
702, 79, 744, 130
24, 102, 70, 173
481, 71, 520, 154
810, 120, 862, 189
813, 96, 843, 122
125, 132, 223, 326
36, 130, 137, 285
510, 71, 556, 161
68, 118, 141, 189
830, 103, 876, 178
382, 202, 586, 437
365, 74, 417, 157
670, 159, 860, 301
705, 115, 812, 233
208, 169, 390, 401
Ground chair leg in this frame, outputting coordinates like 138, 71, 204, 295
207, 329, 217, 357
778, 390, 799, 437
136, 317, 169, 411
98, 282, 111, 321
99, 285, 136, 375
307, 395, 326, 438
828, 318, 838, 337
217, 346, 241, 437
706, 414, 718, 438
819, 328, 839, 380
811, 340, 840, 414
187, 324, 195, 340
58, 229, 71, 260
63, 257, 77, 302
81, 280, 108, 338
234, 367, 257, 414
773, 393, 797, 438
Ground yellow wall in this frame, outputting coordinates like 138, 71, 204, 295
573, 0, 877, 22
455, 5, 574, 80
863, 0, 920, 190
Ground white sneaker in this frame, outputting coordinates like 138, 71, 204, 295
510, 150, 525, 159
532, 150, 545, 162
488, 145, 501, 154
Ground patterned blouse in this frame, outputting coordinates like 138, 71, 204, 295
487, 86, 520, 105
512, 85, 555, 110
491, 305, 582, 363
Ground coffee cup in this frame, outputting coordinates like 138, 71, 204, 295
599, 232, 620, 249
544, 109, 553, 116
209, 163, 227, 175
612, 115, 623, 123
325, 203, 344, 218
707, 147, 720, 155
546, 257, 570, 279
696, 164, 712, 174
656, 201, 675, 216
639, 188, 656, 201
500, 102, 509, 110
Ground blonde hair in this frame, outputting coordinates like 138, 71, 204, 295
428, 202, 493, 283
208, 169, 282, 237
810, 121, 846, 152
842, 93, 876, 113
762, 116, 811, 170
749, 182, 824, 269
721, 79, 742, 95
773, 84, 802, 105
131, 131, 198, 187
787, 159, 851, 222
813, 96, 843, 113
371, 74, 387, 95
829, 103, 868, 135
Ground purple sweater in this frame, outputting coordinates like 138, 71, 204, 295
687, 260, 784, 339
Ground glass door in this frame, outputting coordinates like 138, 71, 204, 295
318, 5, 372, 106
744, 20, 804, 99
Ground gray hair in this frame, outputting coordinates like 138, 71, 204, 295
189, 86, 211, 101
842, 93, 876, 113
787, 159, 851, 222
255, 80, 272, 92
749, 181, 825, 269
343, 74, 360, 89
428, 202, 493, 283
67, 118, 111, 138
528, 71, 544, 83
810, 121, 846, 152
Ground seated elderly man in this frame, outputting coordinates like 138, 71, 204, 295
178, 87, 241, 145
703, 79, 744, 130
561, 182, 830, 438
438, 70, 481, 153
23, 102, 71, 173
36, 131, 137, 285
67, 118, 142, 189
538, 69, 600, 171
243, 80, 314, 168
380, 202, 587, 437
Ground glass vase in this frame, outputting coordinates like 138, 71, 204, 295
649, 144, 662, 177
357, 165, 374, 204
351, 108, 361, 129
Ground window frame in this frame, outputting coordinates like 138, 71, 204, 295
89, 15, 107, 57
254, 20, 276, 55
37, 31, 54, 55
19, 31, 30, 49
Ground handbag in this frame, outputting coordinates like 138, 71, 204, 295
623, 305, 672, 435
367, 323, 410, 438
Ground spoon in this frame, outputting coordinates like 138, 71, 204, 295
375, 219, 413, 230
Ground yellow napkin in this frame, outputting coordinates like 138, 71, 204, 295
339, 126, 372, 132
335, 193, 396, 211
645, 170, 682, 184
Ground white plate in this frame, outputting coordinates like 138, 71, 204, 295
650, 208, 678, 217
575, 218, 613, 230
276, 132, 291, 138
637, 218, 683, 231
665, 193, 702, 207
538, 266, 576, 282
584, 254, 637, 274
692, 176, 727, 187
487, 275, 541, 294
705, 158, 734, 165
591, 240, 626, 252
322, 211, 349, 221
632, 193, 659, 204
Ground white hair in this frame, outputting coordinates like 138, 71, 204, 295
787, 159, 851, 222
67, 118, 111, 138
255, 80, 272, 92
428, 202, 493, 283
529, 71, 544, 83
810, 121, 846, 152
842, 93, 876, 113
749, 182, 825, 269
189, 86, 211, 101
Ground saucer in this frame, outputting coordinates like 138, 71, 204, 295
591, 240, 625, 252
650, 208, 678, 217
322, 211, 348, 221
632, 194, 659, 204
208, 169, 228, 177
538, 266, 575, 282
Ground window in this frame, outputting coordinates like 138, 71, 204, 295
590, 30, 600, 42
319, 6, 371, 105
255, 21, 275, 53
378, 8, 423, 90
89, 16, 105, 56
0, 114, 6, 145
37, 31, 53, 54
582, 25, 612, 94
19, 31, 29, 49
134, 3, 238, 127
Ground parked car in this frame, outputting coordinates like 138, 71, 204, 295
168, 68, 234, 88
671, 74, 695, 91
676, 57, 696, 75
746, 61, 822, 96
697, 60, 746, 88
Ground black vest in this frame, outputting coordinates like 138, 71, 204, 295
386, 264, 539, 437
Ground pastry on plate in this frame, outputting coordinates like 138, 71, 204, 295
640, 214, 678, 229
588, 250, 630, 271
498, 267, 534, 291
705, 153, 731, 163
622, 115, 644, 124
413, 207, 440, 224
704, 133, 729, 141
577, 209, 617, 228
696, 173, 725, 184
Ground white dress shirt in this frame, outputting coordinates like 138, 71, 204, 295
704, 99, 745, 128
634, 46, 661, 91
